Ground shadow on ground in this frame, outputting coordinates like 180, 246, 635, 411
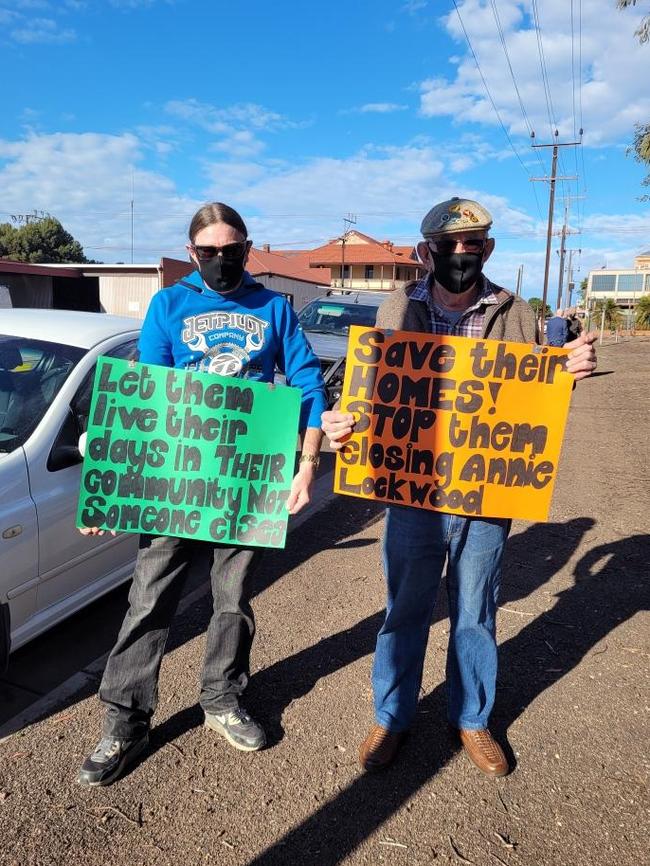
239, 523, 649, 866
0, 496, 383, 735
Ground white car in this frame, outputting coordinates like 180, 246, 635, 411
0, 309, 142, 668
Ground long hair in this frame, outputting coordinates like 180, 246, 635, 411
188, 202, 248, 242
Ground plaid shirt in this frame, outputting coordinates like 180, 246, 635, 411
409, 273, 501, 337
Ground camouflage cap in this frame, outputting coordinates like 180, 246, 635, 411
420, 196, 493, 238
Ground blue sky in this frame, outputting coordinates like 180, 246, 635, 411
1, 0, 649, 301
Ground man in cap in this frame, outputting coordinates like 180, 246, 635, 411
321, 197, 597, 777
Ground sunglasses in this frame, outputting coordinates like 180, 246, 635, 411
428, 238, 487, 255
191, 241, 249, 262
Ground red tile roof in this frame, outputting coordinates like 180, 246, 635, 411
246, 247, 329, 285
307, 232, 419, 267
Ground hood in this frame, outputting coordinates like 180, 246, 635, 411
301, 330, 349, 362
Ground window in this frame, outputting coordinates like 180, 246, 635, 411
617, 273, 644, 293
591, 274, 616, 292
340, 265, 350, 279
297, 302, 379, 335
0, 336, 85, 453
71, 339, 139, 434
364, 265, 374, 280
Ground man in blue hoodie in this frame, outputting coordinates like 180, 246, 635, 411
78, 203, 327, 787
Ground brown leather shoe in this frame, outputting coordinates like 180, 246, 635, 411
359, 724, 406, 771
457, 728, 509, 778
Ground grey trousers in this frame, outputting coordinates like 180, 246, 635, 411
99, 533, 264, 739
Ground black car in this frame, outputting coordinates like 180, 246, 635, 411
296, 291, 385, 406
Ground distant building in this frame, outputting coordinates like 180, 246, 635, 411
0, 249, 331, 318
586, 251, 650, 313
308, 230, 423, 291
0, 260, 163, 317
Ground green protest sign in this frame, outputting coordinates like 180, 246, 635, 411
76, 357, 302, 549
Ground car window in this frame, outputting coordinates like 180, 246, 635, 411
70, 339, 139, 434
0, 336, 85, 453
297, 301, 378, 335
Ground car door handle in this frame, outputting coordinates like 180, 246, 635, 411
2, 525, 23, 539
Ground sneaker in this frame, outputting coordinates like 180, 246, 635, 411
204, 706, 266, 752
77, 733, 149, 787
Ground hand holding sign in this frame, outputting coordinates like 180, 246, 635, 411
332, 327, 574, 522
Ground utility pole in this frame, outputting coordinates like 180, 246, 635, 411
340, 213, 357, 289
556, 203, 568, 311
555, 194, 585, 309
530, 135, 580, 338
130, 169, 135, 265
563, 247, 581, 308
515, 264, 524, 297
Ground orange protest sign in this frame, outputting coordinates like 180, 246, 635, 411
334, 326, 574, 522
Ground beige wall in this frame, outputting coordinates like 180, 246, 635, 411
97, 274, 160, 318
331, 262, 421, 290
253, 275, 328, 310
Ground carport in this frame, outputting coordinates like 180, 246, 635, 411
0, 260, 100, 311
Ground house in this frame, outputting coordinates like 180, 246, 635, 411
307, 230, 424, 291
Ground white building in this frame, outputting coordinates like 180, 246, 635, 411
586, 251, 650, 314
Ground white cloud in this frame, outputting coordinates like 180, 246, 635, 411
11, 16, 76, 43
164, 98, 306, 161
420, 0, 650, 146
359, 103, 409, 114
402, 1, 428, 14
0, 131, 199, 261
0, 125, 645, 279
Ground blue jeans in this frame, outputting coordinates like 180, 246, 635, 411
372, 506, 510, 733
99, 534, 264, 739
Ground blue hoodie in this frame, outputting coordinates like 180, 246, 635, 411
138, 270, 327, 429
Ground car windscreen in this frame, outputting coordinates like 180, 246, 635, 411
0, 335, 85, 453
297, 301, 378, 335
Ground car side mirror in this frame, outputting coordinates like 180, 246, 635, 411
47, 408, 84, 472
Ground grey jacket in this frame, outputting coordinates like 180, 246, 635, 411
375, 278, 540, 344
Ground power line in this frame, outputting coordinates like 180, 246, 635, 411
451, 0, 542, 222
487, 0, 545, 218
578, 0, 589, 200
530, 0, 575, 210
530, 0, 557, 139
488, 0, 534, 136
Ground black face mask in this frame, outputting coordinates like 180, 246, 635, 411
198, 254, 246, 293
431, 252, 483, 295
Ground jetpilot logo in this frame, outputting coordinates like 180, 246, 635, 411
181, 310, 269, 376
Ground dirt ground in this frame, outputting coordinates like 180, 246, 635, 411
0, 339, 648, 866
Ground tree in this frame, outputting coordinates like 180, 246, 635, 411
617, 0, 649, 43
628, 122, 650, 201
528, 297, 552, 317
578, 277, 588, 306
592, 298, 622, 331
635, 294, 650, 328
0, 217, 90, 263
